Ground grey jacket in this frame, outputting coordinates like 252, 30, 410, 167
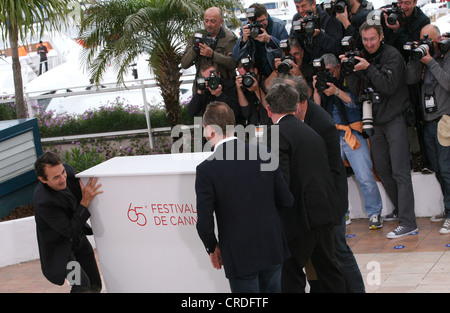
406, 52, 450, 121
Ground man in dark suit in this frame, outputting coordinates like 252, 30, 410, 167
33, 152, 103, 293
265, 83, 346, 293
272, 75, 365, 293
195, 101, 293, 293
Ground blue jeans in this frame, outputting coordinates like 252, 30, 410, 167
424, 119, 450, 215
340, 131, 383, 217
228, 264, 282, 293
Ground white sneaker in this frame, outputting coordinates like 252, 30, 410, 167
387, 225, 418, 239
439, 218, 450, 234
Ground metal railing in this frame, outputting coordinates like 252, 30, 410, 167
1, 75, 196, 149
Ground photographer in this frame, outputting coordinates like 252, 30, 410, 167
232, 3, 289, 77
381, 0, 430, 59
332, 0, 374, 50
181, 7, 238, 82
266, 37, 314, 96
312, 53, 383, 230
235, 57, 271, 129
290, 0, 344, 62
343, 22, 417, 239
187, 62, 242, 125
406, 24, 450, 234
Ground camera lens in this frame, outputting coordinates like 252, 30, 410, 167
278, 61, 293, 75
242, 73, 255, 88
411, 44, 429, 59
387, 13, 398, 26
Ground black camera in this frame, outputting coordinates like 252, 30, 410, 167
404, 34, 434, 59
334, 0, 349, 13
246, 8, 264, 39
341, 36, 363, 76
206, 71, 222, 90
358, 87, 381, 138
278, 39, 295, 75
240, 57, 257, 89
384, 2, 404, 26
366, 3, 404, 27
193, 32, 217, 54
313, 57, 337, 93
439, 33, 450, 54
292, 11, 320, 38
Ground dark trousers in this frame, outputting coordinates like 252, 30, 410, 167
65, 245, 102, 293
369, 114, 417, 229
228, 264, 282, 293
39, 60, 48, 75
281, 224, 346, 293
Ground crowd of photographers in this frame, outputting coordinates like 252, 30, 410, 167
181, 2, 450, 238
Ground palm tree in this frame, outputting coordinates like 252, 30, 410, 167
78, 0, 242, 127
0, 0, 75, 118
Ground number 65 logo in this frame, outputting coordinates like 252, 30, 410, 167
127, 203, 147, 226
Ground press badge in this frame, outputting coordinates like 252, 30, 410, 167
424, 94, 437, 113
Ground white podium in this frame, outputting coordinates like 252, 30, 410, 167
77, 153, 230, 293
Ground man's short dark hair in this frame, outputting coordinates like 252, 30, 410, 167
359, 21, 383, 37
203, 101, 236, 135
266, 83, 299, 114
35, 152, 62, 180
249, 3, 268, 17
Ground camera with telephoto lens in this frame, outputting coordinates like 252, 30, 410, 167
240, 57, 257, 89
341, 36, 363, 76
439, 33, 450, 54
334, 0, 350, 13
193, 32, 217, 54
313, 57, 337, 93
358, 87, 381, 138
246, 8, 264, 39
403, 34, 434, 59
277, 39, 296, 75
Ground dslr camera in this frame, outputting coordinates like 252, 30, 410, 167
246, 8, 264, 39
438, 32, 450, 54
366, 3, 404, 27
313, 57, 337, 93
341, 36, 364, 76
292, 10, 320, 38
321, 0, 350, 15
193, 32, 217, 54
277, 39, 296, 75
358, 87, 381, 138
196, 70, 222, 94
403, 34, 434, 59
240, 57, 258, 89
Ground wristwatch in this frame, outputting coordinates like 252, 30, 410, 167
335, 89, 340, 97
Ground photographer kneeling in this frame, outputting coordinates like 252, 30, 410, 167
187, 62, 242, 125
313, 53, 383, 230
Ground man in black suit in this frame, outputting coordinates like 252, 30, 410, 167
272, 75, 365, 293
33, 152, 103, 293
195, 101, 293, 293
265, 83, 346, 293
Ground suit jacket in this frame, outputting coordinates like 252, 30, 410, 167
33, 164, 93, 285
268, 114, 339, 241
304, 100, 348, 222
195, 138, 293, 279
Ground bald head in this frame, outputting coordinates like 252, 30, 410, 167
421, 24, 441, 43
204, 7, 224, 36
